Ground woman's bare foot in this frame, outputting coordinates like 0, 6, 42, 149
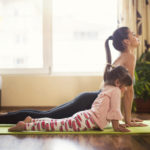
24, 116, 32, 123
8, 121, 25, 132
0, 112, 8, 115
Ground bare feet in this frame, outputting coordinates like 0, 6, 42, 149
0, 112, 8, 115
8, 121, 25, 132
24, 116, 32, 123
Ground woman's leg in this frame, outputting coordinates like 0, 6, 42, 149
45, 91, 100, 118
0, 110, 45, 124
0, 90, 100, 124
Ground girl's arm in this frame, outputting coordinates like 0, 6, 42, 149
112, 120, 130, 132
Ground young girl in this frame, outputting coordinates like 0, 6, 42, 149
0, 27, 145, 127
8, 65, 133, 132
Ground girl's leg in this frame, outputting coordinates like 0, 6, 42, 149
8, 117, 52, 132
26, 111, 98, 132
8, 111, 97, 132
70, 111, 98, 131
0, 90, 100, 124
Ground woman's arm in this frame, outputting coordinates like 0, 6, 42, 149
122, 85, 148, 126
122, 85, 133, 124
121, 55, 135, 124
122, 58, 147, 126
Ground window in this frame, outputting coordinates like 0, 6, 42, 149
52, 0, 119, 74
0, 0, 119, 75
0, 0, 50, 74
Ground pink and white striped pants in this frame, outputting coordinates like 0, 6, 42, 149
25, 111, 98, 132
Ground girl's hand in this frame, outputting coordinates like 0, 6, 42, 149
119, 124, 127, 128
112, 120, 130, 132
114, 125, 130, 132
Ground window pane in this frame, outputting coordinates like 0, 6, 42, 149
52, 0, 119, 73
0, 0, 43, 68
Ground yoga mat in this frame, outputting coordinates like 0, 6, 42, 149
0, 120, 150, 135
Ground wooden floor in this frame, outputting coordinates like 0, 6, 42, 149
0, 108, 150, 150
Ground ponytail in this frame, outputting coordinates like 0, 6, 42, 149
104, 36, 113, 81
105, 27, 129, 64
104, 63, 113, 82
105, 36, 113, 64
104, 27, 130, 84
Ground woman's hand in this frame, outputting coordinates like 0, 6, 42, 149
131, 118, 143, 122
125, 122, 148, 127
120, 122, 148, 127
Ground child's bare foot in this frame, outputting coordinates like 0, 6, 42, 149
24, 116, 32, 123
8, 121, 25, 132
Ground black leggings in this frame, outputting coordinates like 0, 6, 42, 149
0, 90, 100, 124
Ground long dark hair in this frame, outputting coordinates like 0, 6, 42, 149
105, 27, 129, 65
104, 65, 132, 87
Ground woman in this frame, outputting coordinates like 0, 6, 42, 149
0, 27, 145, 127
